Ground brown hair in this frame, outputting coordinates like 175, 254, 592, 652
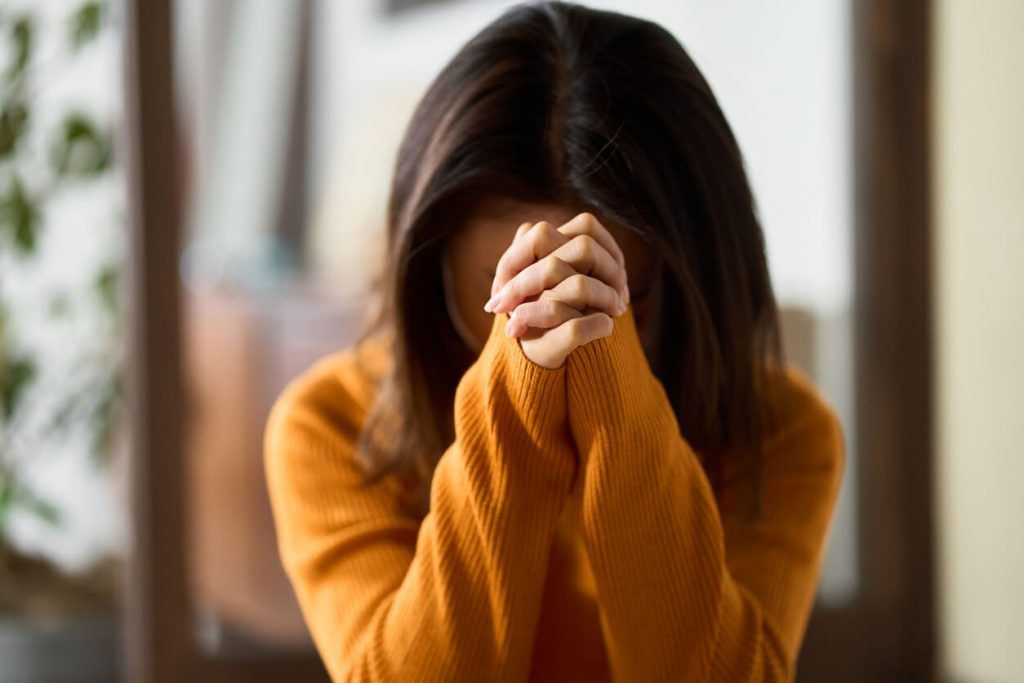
356, 0, 786, 519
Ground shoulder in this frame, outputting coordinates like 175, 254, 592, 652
758, 362, 846, 488
262, 337, 414, 581
263, 337, 390, 486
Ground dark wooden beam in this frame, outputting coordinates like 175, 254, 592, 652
122, 0, 192, 681
798, 0, 935, 678
852, 0, 935, 679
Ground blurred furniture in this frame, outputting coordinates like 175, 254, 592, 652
184, 283, 365, 651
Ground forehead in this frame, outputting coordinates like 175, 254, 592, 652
461, 197, 577, 231
456, 196, 636, 247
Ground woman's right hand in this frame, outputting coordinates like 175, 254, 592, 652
484, 213, 630, 369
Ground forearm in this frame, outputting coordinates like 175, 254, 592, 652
569, 339, 727, 680
301, 313, 576, 682
565, 309, 839, 682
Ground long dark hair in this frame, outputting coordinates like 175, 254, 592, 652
356, 0, 786, 519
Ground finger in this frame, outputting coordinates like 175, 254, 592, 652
505, 299, 583, 338
540, 273, 626, 317
492, 234, 625, 313
557, 212, 626, 267
514, 221, 532, 240
489, 255, 577, 313
557, 212, 629, 300
560, 233, 626, 294
490, 222, 534, 296
490, 221, 569, 298
549, 311, 614, 351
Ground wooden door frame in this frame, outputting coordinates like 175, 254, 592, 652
797, 0, 935, 680
121, 1, 326, 681
122, 0, 191, 680
123, 0, 935, 680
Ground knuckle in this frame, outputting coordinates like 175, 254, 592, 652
568, 273, 588, 298
521, 225, 539, 247
530, 221, 553, 240
537, 288, 557, 304
543, 256, 563, 281
572, 234, 596, 259
540, 220, 559, 235
577, 211, 597, 231
543, 300, 563, 322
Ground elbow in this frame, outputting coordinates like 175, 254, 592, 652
750, 612, 797, 683
325, 595, 402, 683
708, 587, 797, 683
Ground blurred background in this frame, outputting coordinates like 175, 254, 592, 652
0, 0, 1019, 681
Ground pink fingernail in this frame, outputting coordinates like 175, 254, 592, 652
491, 288, 512, 313
484, 291, 502, 313
504, 318, 515, 337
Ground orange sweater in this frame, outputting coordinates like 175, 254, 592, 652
264, 306, 844, 682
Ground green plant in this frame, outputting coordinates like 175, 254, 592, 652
0, 0, 122, 565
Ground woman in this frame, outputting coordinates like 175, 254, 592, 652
264, 2, 844, 681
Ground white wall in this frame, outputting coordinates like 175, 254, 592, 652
933, 1, 1024, 681
308, 0, 852, 311
175, 0, 305, 285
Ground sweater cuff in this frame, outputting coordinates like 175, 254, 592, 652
473, 311, 569, 441
566, 305, 652, 396
565, 306, 678, 448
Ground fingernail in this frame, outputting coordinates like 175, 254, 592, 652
484, 291, 502, 313
504, 318, 515, 337
491, 287, 512, 313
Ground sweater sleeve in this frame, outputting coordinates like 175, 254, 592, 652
565, 306, 845, 682
264, 312, 576, 682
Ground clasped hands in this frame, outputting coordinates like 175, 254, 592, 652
483, 212, 629, 369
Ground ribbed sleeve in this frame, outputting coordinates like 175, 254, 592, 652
264, 312, 576, 682
566, 306, 845, 682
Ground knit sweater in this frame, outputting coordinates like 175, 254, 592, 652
264, 306, 845, 682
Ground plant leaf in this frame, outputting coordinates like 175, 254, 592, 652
0, 176, 40, 255
0, 98, 29, 159
90, 375, 121, 465
51, 113, 111, 177
0, 355, 36, 421
95, 264, 118, 314
70, 1, 104, 50
6, 16, 33, 81
0, 481, 12, 527
13, 486, 61, 527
